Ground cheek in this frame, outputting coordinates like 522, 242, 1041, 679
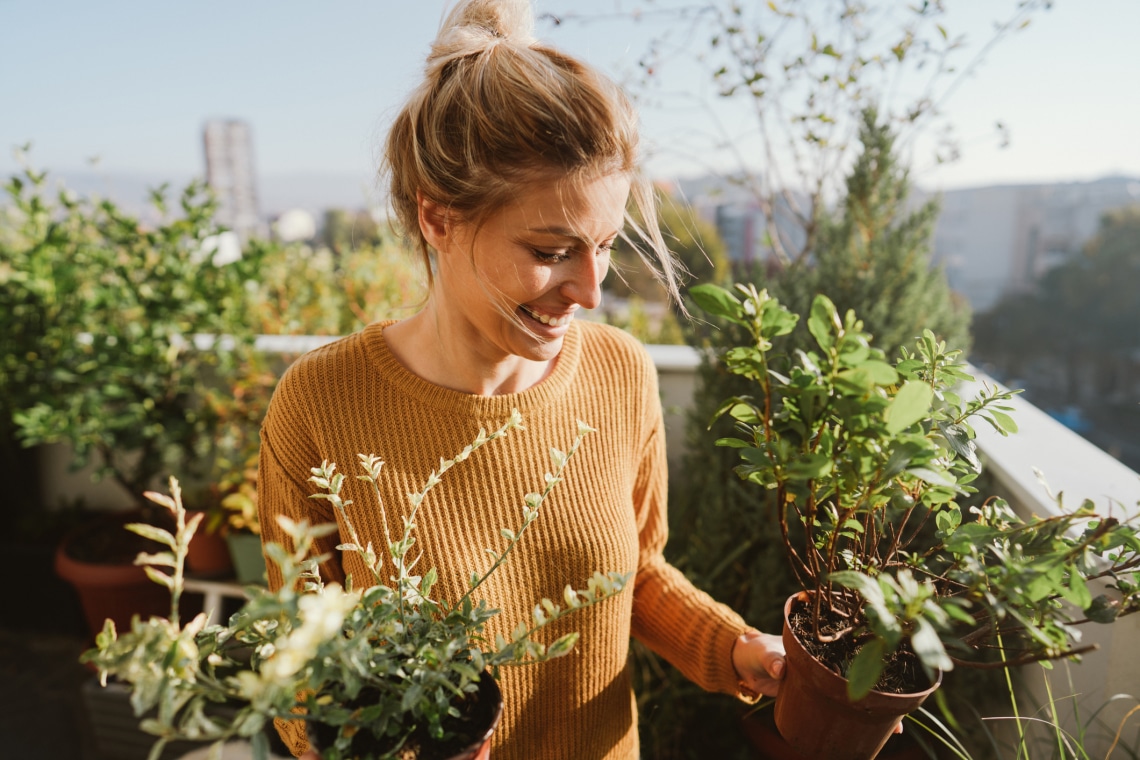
482, 255, 551, 293
598, 250, 612, 278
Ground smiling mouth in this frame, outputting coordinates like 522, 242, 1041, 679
519, 304, 573, 327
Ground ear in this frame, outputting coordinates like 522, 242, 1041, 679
417, 190, 453, 252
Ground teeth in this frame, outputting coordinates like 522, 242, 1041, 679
522, 306, 571, 327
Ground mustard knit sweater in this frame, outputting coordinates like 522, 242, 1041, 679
258, 319, 751, 759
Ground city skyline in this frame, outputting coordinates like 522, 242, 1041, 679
2, 1, 1139, 195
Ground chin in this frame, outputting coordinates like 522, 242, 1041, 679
511, 334, 564, 363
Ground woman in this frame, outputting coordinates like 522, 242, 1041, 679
258, 1, 785, 757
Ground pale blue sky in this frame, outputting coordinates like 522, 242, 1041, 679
2, 0, 1138, 193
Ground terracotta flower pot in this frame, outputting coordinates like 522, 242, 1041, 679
54, 514, 172, 640
773, 592, 941, 760
308, 673, 503, 760
742, 706, 931, 760
184, 511, 234, 578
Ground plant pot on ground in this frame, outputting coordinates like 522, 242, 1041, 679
692, 283, 1140, 760
183, 509, 235, 578
55, 510, 175, 639
220, 472, 266, 584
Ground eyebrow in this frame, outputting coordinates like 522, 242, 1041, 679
524, 225, 619, 243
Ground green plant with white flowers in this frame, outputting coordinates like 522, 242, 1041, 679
82, 412, 628, 760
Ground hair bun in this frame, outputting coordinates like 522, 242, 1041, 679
428, 0, 536, 70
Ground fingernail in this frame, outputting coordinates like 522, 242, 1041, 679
773, 660, 784, 678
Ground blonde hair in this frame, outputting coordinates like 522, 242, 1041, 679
383, 0, 684, 307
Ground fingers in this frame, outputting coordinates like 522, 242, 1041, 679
734, 630, 787, 697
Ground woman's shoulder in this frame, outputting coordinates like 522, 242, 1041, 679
574, 320, 657, 392
279, 323, 384, 385
267, 323, 388, 419
576, 320, 653, 363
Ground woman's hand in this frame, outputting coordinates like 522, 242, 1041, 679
732, 629, 786, 698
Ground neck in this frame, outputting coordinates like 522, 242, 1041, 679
384, 308, 556, 396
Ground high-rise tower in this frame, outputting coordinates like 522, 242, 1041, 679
202, 119, 262, 238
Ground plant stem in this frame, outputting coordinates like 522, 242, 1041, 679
997, 631, 1027, 760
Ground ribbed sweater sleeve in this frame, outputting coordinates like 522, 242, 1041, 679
626, 355, 750, 695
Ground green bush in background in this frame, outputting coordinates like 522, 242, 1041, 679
2, 161, 265, 502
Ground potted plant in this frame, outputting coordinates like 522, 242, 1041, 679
83, 412, 630, 760
3, 162, 267, 637
691, 283, 1140, 760
220, 460, 267, 585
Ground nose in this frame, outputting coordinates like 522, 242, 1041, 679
560, 249, 608, 310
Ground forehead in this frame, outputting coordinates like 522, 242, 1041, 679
494, 173, 631, 238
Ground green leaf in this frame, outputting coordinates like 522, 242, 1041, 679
1085, 595, 1119, 624
143, 566, 173, 590
785, 453, 833, 480
689, 284, 743, 322
846, 639, 885, 701
1062, 569, 1092, 609
885, 381, 933, 435
546, 632, 580, 659
829, 571, 882, 605
715, 437, 751, 449
990, 410, 1019, 434
126, 523, 176, 548
728, 403, 761, 424
911, 618, 952, 679
807, 295, 840, 351
858, 360, 899, 386
938, 421, 980, 471
251, 729, 269, 760
907, 467, 957, 489
942, 600, 976, 626
882, 441, 927, 480
834, 369, 874, 395
134, 551, 177, 568
935, 507, 961, 535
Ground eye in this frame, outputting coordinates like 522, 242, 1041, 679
532, 249, 571, 264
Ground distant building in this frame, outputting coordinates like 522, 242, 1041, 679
930, 177, 1140, 312
202, 119, 264, 238
676, 174, 806, 265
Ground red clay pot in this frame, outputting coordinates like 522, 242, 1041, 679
773, 592, 941, 760
184, 511, 234, 578
742, 706, 931, 760
54, 515, 172, 639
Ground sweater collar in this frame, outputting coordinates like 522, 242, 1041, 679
364, 319, 582, 417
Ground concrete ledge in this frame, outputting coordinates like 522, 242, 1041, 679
960, 365, 1140, 520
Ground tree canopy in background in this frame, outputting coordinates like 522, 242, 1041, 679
973, 206, 1140, 403
547, 0, 1050, 267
